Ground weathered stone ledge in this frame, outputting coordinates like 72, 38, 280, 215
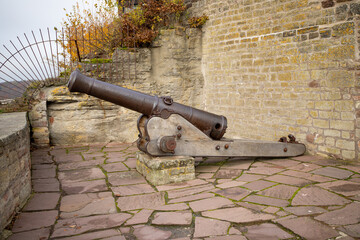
0, 112, 31, 233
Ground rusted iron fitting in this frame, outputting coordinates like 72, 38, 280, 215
159, 136, 177, 153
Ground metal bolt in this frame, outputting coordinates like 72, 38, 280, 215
177, 126, 182, 131
224, 144, 229, 149
284, 148, 288, 152
215, 145, 220, 150
177, 133, 182, 139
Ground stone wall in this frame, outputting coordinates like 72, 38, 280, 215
186, 0, 360, 160
0, 112, 31, 231
29, 27, 204, 146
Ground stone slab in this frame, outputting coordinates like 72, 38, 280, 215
60, 192, 116, 218
265, 175, 312, 186
58, 168, 105, 183
258, 184, 298, 199
108, 171, 147, 186
158, 179, 209, 192
51, 213, 131, 238
133, 225, 172, 240
136, 152, 195, 185
102, 162, 128, 172
7, 228, 50, 240
117, 192, 166, 211
55, 229, 123, 240
125, 209, 154, 225
311, 167, 353, 179
189, 197, 235, 212
284, 206, 327, 216
12, 210, 58, 232
243, 195, 290, 207
277, 216, 339, 240
32, 167, 56, 179
212, 187, 251, 201
316, 180, 360, 196
214, 169, 243, 179
243, 223, 294, 239
152, 211, 192, 225
62, 179, 108, 194
58, 159, 104, 171
201, 207, 275, 223
168, 192, 214, 203
112, 184, 155, 196
193, 217, 230, 238
292, 186, 350, 206
243, 180, 276, 191
32, 178, 60, 192
23, 193, 60, 211
315, 202, 360, 225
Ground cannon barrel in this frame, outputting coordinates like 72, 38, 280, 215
67, 70, 227, 140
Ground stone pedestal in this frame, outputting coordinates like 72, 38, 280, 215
136, 152, 195, 186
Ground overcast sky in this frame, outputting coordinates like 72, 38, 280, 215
0, 0, 79, 47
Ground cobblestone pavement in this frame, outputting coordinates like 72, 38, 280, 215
5, 143, 360, 239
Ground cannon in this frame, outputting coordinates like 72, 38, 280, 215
68, 70, 306, 157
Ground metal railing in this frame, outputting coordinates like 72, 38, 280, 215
0, 26, 138, 103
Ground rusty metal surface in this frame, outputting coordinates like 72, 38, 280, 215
68, 70, 227, 140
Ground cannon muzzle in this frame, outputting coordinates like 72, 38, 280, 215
68, 70, 227, 140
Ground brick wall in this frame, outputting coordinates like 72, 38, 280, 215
186, 0, 360, 160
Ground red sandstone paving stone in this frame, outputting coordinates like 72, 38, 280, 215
31, 155, 53, 165
316, 180, 360, 196
265, 174, 313, 187
291, 155, 323, 162
193, 217, 230, 238
277, 216, 340, 240
166, 184, 215, 199
242, 180, 276, 191
31, 163, 56, 170
7, 227, 50, 240
12, 210, 58, 232
311, 166, 354, 179
217, 179, 232, 184
236, 202, 266, 211
51, 213, 131, 238
281, 169, 334, 182
235, 173, 264, 182
350, 178, 360, 183
133, 225, 172, 240
263, 206, 280, 214
112, 184, 155, 196
54, 154, 83, 163
212, 187, 251, 201
157, 179, 208, 191
102, 162, 129, 172
202, 156, 228, 164
338, 224, 360, 238
102, 235, 126, 240
125, 209, 153, 225
168, 192, 214, 203
195, 165, 220, 173
205, 236, 246, 240
243, 223, 294, 240
339, 164, 360, 173
58, 159, 104, 171
292, 186, 351, 206
221, 159, 254, 169
58, 168, 105, 183
262, 158, 301, 168
312, 158, 343, 166
152, 203, 189, 211
117, 192, 166, 211
216, 180, 246, 189
288, 162, 322, 172
81, 152, 105, 160
152, 211, 192, 225
283, 206, 328, 216
55, 229, 124, 240
315, 202, 360, 225
60, 192, 116, 218
202, 207, 275, 223
32, 167, 56, 179
258, 184, 298, 199
32, 178, 60, 192
108, 171, 146, 186
214, 169, 243, 179
189, 197, 235, 212
123, 159, 136, 169
243, 195, 289, 207
196, 173, 214, 179
62, 179, 108, 194
246, 166, 284, 175
23, 193, 60, 211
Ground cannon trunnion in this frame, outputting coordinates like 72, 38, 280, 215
68, 70, 306, 157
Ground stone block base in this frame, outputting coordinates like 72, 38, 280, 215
136, 152, 195, 186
